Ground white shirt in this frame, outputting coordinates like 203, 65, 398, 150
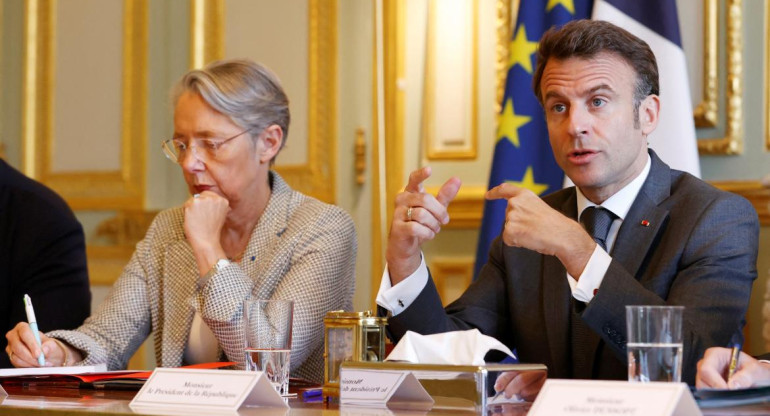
183, 312, 219, 364
377, 155, 651, 315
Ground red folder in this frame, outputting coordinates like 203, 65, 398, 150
0, 362, 236, 390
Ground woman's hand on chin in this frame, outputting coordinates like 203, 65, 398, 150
184, 191, 229, 269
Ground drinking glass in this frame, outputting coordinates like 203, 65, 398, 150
243, 299, 294, 395
626, 305, 684, 382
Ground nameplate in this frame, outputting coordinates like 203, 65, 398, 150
129, 368, 287, 412
339, 368, 433, 411
529, 379, 702, 416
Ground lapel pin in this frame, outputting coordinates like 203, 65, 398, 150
640, 220, 650, 227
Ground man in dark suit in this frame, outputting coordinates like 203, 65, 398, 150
1, 158, 91, 367
377, 19, 758, 392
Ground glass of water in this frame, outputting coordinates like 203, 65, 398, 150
626, 305, 684, 383
243, 299, 294, 395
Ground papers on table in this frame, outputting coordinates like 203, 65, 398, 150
0, 362, 236, 390
0, 364, 144, 390
0, 364, 107, 377
694, 385, 770, 408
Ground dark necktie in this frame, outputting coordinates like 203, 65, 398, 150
571, 206, 616, 378
580, 206, 616, 251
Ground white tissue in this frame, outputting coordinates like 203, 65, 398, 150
385, 329, 516, 365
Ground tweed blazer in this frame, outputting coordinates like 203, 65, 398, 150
49, 172, 356, 382
387, 151, 758, 385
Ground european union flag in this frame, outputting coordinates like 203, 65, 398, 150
473, 0, 592, 279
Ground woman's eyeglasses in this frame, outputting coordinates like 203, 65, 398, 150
162, 128, 252, 164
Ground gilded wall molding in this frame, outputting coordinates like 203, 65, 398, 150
87, 209, 158, 286
21, 0, 52, 177
197, 0, 337, 203
693, 0, 718, 128
370, 1, 383, 309
22, 0, 147, 210
766, 0, 770, 151
495, 0, 514, 114
430, 257, 474, 305
370, 0, 407, 307
425, 184, 486, 229
383, 0, 406, 228
711, 181, 770, 226
422, 0, 478, 160
277, 0, 337, 203
698, 0, 743, 155
190, 0, 224, 68
422, 0, 511, 229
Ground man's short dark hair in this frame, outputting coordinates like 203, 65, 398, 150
532, 19, 659, 120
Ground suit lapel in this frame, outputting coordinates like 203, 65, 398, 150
611, 152, 671, 279
543, 190, 577, 376
161, 240, 197, 366
245, 172, 292, 300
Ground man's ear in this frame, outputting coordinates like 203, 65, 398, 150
639, 94, 660, 136
258, 124, 284, 163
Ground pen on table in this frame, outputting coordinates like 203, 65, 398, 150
23, 294, 46, 366
726, 333, 742, 384
301, 388, 322, 401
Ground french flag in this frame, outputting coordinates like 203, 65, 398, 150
593, 0, 701, 177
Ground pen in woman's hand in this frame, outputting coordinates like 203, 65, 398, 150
23, 294, 46, 366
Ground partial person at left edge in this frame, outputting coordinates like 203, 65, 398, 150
0, 158, 91, 368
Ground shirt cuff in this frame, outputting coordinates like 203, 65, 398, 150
570, 244, 612, 303
376, 254, 428, 316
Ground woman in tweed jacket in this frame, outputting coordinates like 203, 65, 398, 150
6, 59, 356, 383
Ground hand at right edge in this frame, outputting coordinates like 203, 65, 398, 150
385, 167, 461, 284
696, 347, 770, 389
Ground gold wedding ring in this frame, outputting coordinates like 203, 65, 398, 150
406, 206, 413, 222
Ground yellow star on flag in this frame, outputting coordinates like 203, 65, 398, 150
506, 166, 549, 195
546, 0, 575, 14
508, 25, 539, 74
497, 98, 531, 148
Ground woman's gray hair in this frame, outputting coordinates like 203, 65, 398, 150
172, 59, 290, 156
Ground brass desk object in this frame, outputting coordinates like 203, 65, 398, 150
323, 311, 387, 398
